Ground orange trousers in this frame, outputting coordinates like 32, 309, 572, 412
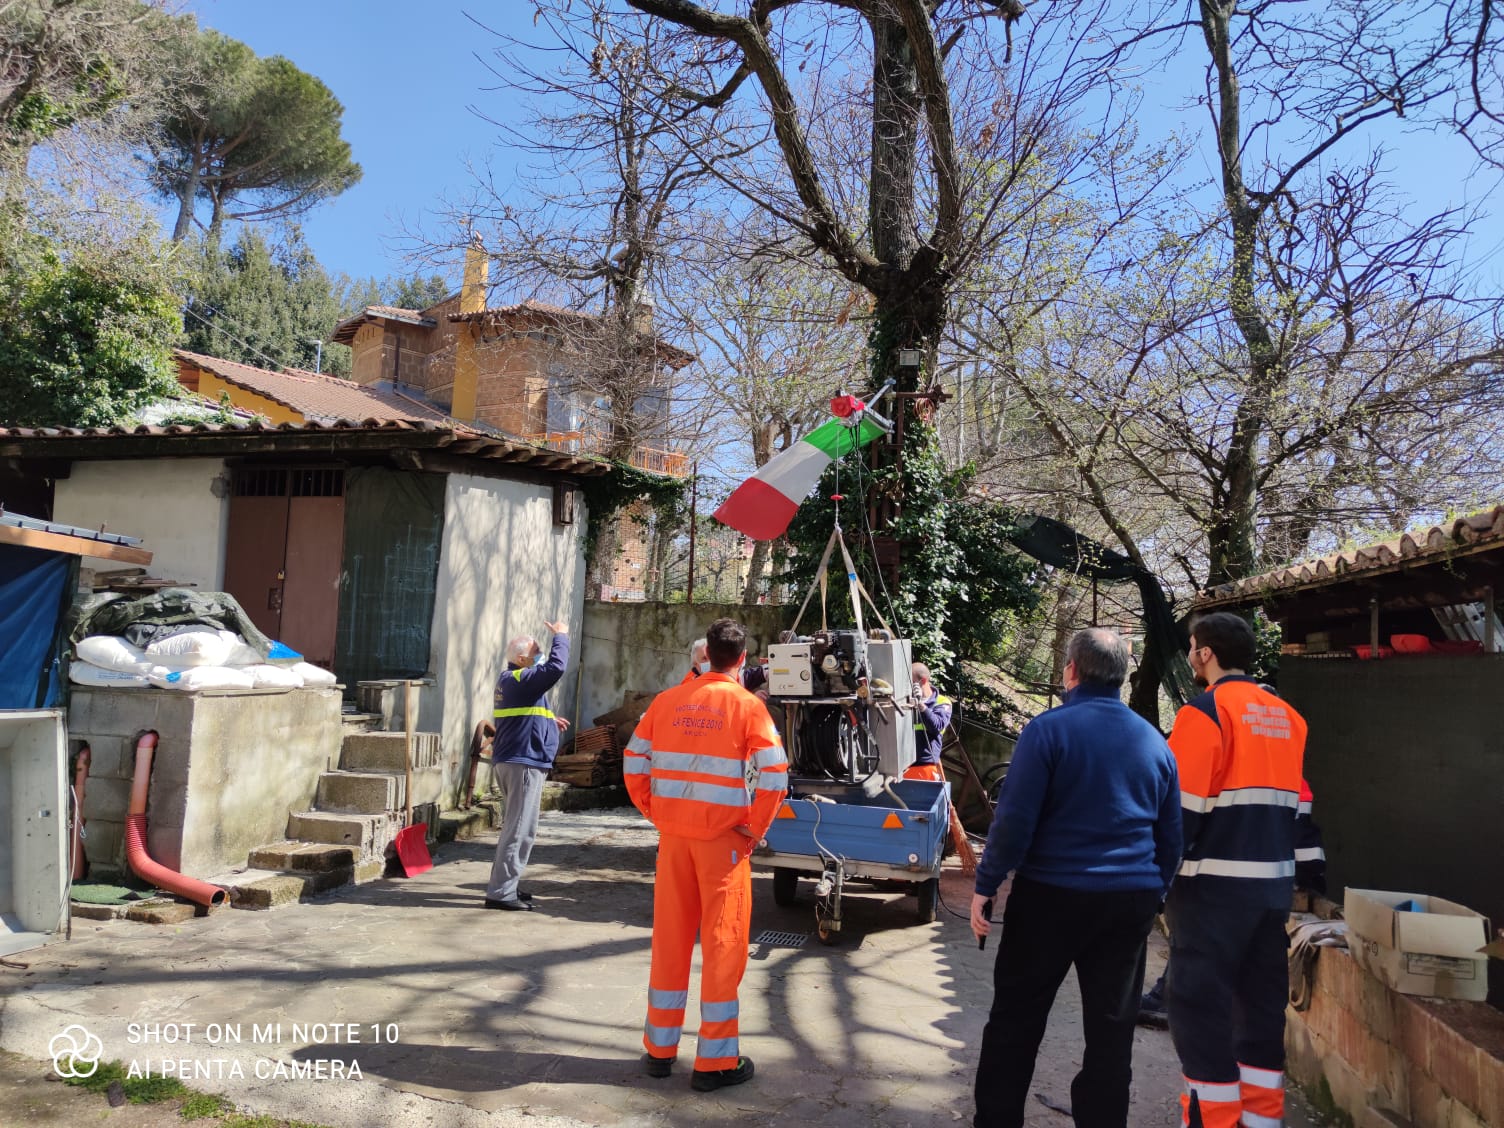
642, 830, 751, 1072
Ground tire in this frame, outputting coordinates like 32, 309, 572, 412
772, 867, 799, 907
915, 876, 939, 924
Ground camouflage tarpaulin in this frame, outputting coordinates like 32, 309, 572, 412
66, 588, 278, 658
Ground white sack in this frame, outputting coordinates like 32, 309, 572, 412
75, 636, 150, 673
69, 661, 150, 688
291, 662, 338, 687
148, 665, 256, 692
245, 664, 304, 689
145, 628, 236, 667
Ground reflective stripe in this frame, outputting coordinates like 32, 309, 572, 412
1293, 847, 1325, 862
1179, 858, 1296, 879
1296, 800, 1312, 816
626, 733, 652, 755
700, 999, 739, 1022
494, 706, 556, 719
649, 988, 688, 1011
644, 1021, 682, 1047
652, 751, 746, 780
512, 668, 525, 682
696, 1036, 738, 1060
1185, 1079, 1242, 1103
755, 772, 788, 791
1238, 1064, 1284, 1090
624, 756, 652, 776
1240, 1113, 1281, 1128
651, 777, 749, 808
1183, 787, 1298, 814
752, 745, 786, 770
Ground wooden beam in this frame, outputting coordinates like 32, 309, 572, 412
0, 523, 152, 564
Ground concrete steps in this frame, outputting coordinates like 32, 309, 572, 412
227, 843, 383, 911
244, 728, 445, 908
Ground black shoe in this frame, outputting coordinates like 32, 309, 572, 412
483, 898, 534, 911
1136, 991, 1168, 1028
518, 890, 534, 902
690, 1057, 754, 1092
641, 1053, 674, 1078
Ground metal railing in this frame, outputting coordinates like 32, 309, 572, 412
525, 431, 690, 477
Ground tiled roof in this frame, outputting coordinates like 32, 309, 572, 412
328, 304, 438, 344
175, 350, 456, 426
447, 301, 696, 370
0, 418, 615, 477
1196, 505, 1504, 608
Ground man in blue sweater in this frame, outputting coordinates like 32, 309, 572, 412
970, 628, 1181, 1127
484, 620, 570, 912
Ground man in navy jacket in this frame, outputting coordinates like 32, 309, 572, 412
970, 628, 1181, 1127
484, 619, 570, 912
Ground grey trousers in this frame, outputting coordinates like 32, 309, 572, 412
486, 761, 546, 901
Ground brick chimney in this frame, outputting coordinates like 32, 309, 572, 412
452, 235, 487, 421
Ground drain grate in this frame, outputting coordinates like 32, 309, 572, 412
752, 929, 808, 948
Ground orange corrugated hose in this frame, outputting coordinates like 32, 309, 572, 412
125, 731, 227, 908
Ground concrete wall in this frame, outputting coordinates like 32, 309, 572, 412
54, 459, 229, 588
69, 686, 343, 877
426, 473, 587, 804
1278, 655, 1504, 1000
577, 600, 790, 728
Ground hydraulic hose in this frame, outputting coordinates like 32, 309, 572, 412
125, 731, 228, 908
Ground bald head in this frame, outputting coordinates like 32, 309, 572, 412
1066, 628, 1130, 688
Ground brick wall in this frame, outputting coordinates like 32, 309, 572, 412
1287, 945, 1504, 1127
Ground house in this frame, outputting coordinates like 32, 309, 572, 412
1194, 506, 1504, 1000
0, 418, 610, 801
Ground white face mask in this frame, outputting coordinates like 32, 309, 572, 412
534, 652, 546, 666
698, 660, 712, 674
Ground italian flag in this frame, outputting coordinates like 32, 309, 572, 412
714, 415, 886, 540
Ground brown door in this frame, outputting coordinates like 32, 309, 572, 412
224, 467, 345, 667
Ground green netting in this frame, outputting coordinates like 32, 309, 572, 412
333, 467, 444, 687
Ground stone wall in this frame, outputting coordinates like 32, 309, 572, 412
1287, 944, 1504, 1127
577, 600, 790, 728
70, 686, 343, 878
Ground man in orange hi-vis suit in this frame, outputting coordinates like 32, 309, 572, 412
625, 617, 788, 1092
1166, 612, 1308, 1128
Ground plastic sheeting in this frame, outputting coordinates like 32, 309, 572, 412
0, 544, 75, 708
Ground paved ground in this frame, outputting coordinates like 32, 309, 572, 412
0, 808, 1321, 1127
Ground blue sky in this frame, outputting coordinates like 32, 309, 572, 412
189, 2, 1503, 287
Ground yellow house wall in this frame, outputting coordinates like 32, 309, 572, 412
194, 371, 304, 425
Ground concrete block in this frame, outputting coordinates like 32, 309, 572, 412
1396, 998, 1433, 1075
351, 858, 384, 884
81, 819, 125, 869
1356, 957, 1399, 1045
124, 900, 196, 925
339, 732, 440, 771
539, 782, 631, 813
247, 842, 356, 873
233, 868, 353, 910
316, 771, 397, 814
81, 777, 132, 823
1405, 1061, 1450, 1128
437, 806, 495, 843
1480, 1043, 1504, 1126
70, 903, 122, 921
287, 811, 394, 859
80, 735, 128, 780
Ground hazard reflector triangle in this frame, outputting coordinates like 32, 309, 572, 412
882, 812, 903, 829
776, 803, 797, 819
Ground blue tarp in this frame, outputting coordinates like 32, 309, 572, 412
0, 543, 74, 709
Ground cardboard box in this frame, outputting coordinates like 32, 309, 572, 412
1344, 887, 1491, 1002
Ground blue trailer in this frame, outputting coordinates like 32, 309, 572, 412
755, 773, 950, 941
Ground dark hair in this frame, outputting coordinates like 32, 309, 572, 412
1189, 611, 1256, 671
1066, 627, 1129, 688
706, 618, 747, 670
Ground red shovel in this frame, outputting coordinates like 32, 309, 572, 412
393, 680, 433, 876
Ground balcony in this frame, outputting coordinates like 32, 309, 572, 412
526, 431, 690, 478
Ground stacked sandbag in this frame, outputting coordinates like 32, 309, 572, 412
69, 627, 336, 693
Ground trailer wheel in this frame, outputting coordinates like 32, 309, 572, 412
915, 877, 939, 924
772, 867, 799, 907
